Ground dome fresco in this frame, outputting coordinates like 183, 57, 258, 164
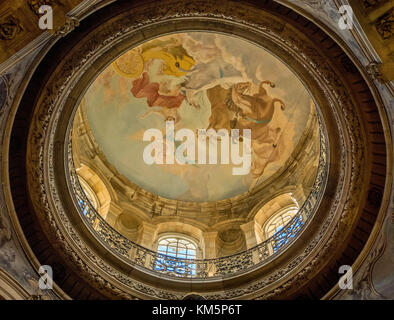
5, 0, 390, 301
79, 32, 318, 202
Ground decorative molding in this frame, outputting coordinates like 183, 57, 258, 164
375, 8, 393, 40
67, 0, 114, 20
0, 15, 23, 41
24, 0, 371, 300
366, 61, 384, 83
55, 16, 80, 37
0, 268, 30, 300
332, 216, 389, 300
0, 31, 52, 76
0, 0, 103, 75
288, 0, 393, 92
299, 0, 327, 11
0, 75, 8, 110
346, 240, 386, 300
0, 203, 11, 248
28, 0, 60, 16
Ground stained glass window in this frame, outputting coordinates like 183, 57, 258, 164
154, 236, 197, 276
265, 208, 304, 253
78, 197, 90, 216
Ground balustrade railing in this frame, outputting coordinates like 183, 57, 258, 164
67, 116, 328, 280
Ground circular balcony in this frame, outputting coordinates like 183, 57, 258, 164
8, 0, 388, 300
68, 112, 328, 280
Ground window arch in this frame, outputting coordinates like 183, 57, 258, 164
264, 207, 304, 253
155, 235, 197, 276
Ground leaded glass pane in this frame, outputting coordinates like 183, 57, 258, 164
154, 236, 197, 276
265, 208, 304, 252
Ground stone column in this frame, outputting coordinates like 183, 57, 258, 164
202, 232, 218, 259
290, 184, 303, 204
102, 202, 123, 227
240, 221, 261, 249
137, 221, 157, 250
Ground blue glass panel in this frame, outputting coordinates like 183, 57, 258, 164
154, 237, 197, 276
78, 198, 89, 216
167, 246, 177, 253
272, 214, 304, 253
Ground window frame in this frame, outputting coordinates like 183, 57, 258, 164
263, 206, 304, 253
154, 234, 199, 277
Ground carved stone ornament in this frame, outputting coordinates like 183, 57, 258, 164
28, 0, 59, 16
336, 218, 389, 300
353, 241, 386, 300
55, 16, 80, 37
0, 15, 23, 40
366, 61, 384, 83
375, 8, 393, 40
25, 0, 370, 299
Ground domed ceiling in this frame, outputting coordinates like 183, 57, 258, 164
77, 32, 318, 202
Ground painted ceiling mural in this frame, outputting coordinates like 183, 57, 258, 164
78, 32, 317, 202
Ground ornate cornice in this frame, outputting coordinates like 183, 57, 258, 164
19, 0, 383, 299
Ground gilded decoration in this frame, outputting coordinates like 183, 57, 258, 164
25, 0, 368, 299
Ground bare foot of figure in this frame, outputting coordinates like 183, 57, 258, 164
184, 88, 200, 109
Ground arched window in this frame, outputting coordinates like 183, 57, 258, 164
265, 208, 304, 253
77, 177, 99, 215
154, 236, 197, 276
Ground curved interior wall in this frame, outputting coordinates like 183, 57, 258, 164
6, 0, 389, 299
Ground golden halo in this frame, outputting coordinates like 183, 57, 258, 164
112, 49, 144, 78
